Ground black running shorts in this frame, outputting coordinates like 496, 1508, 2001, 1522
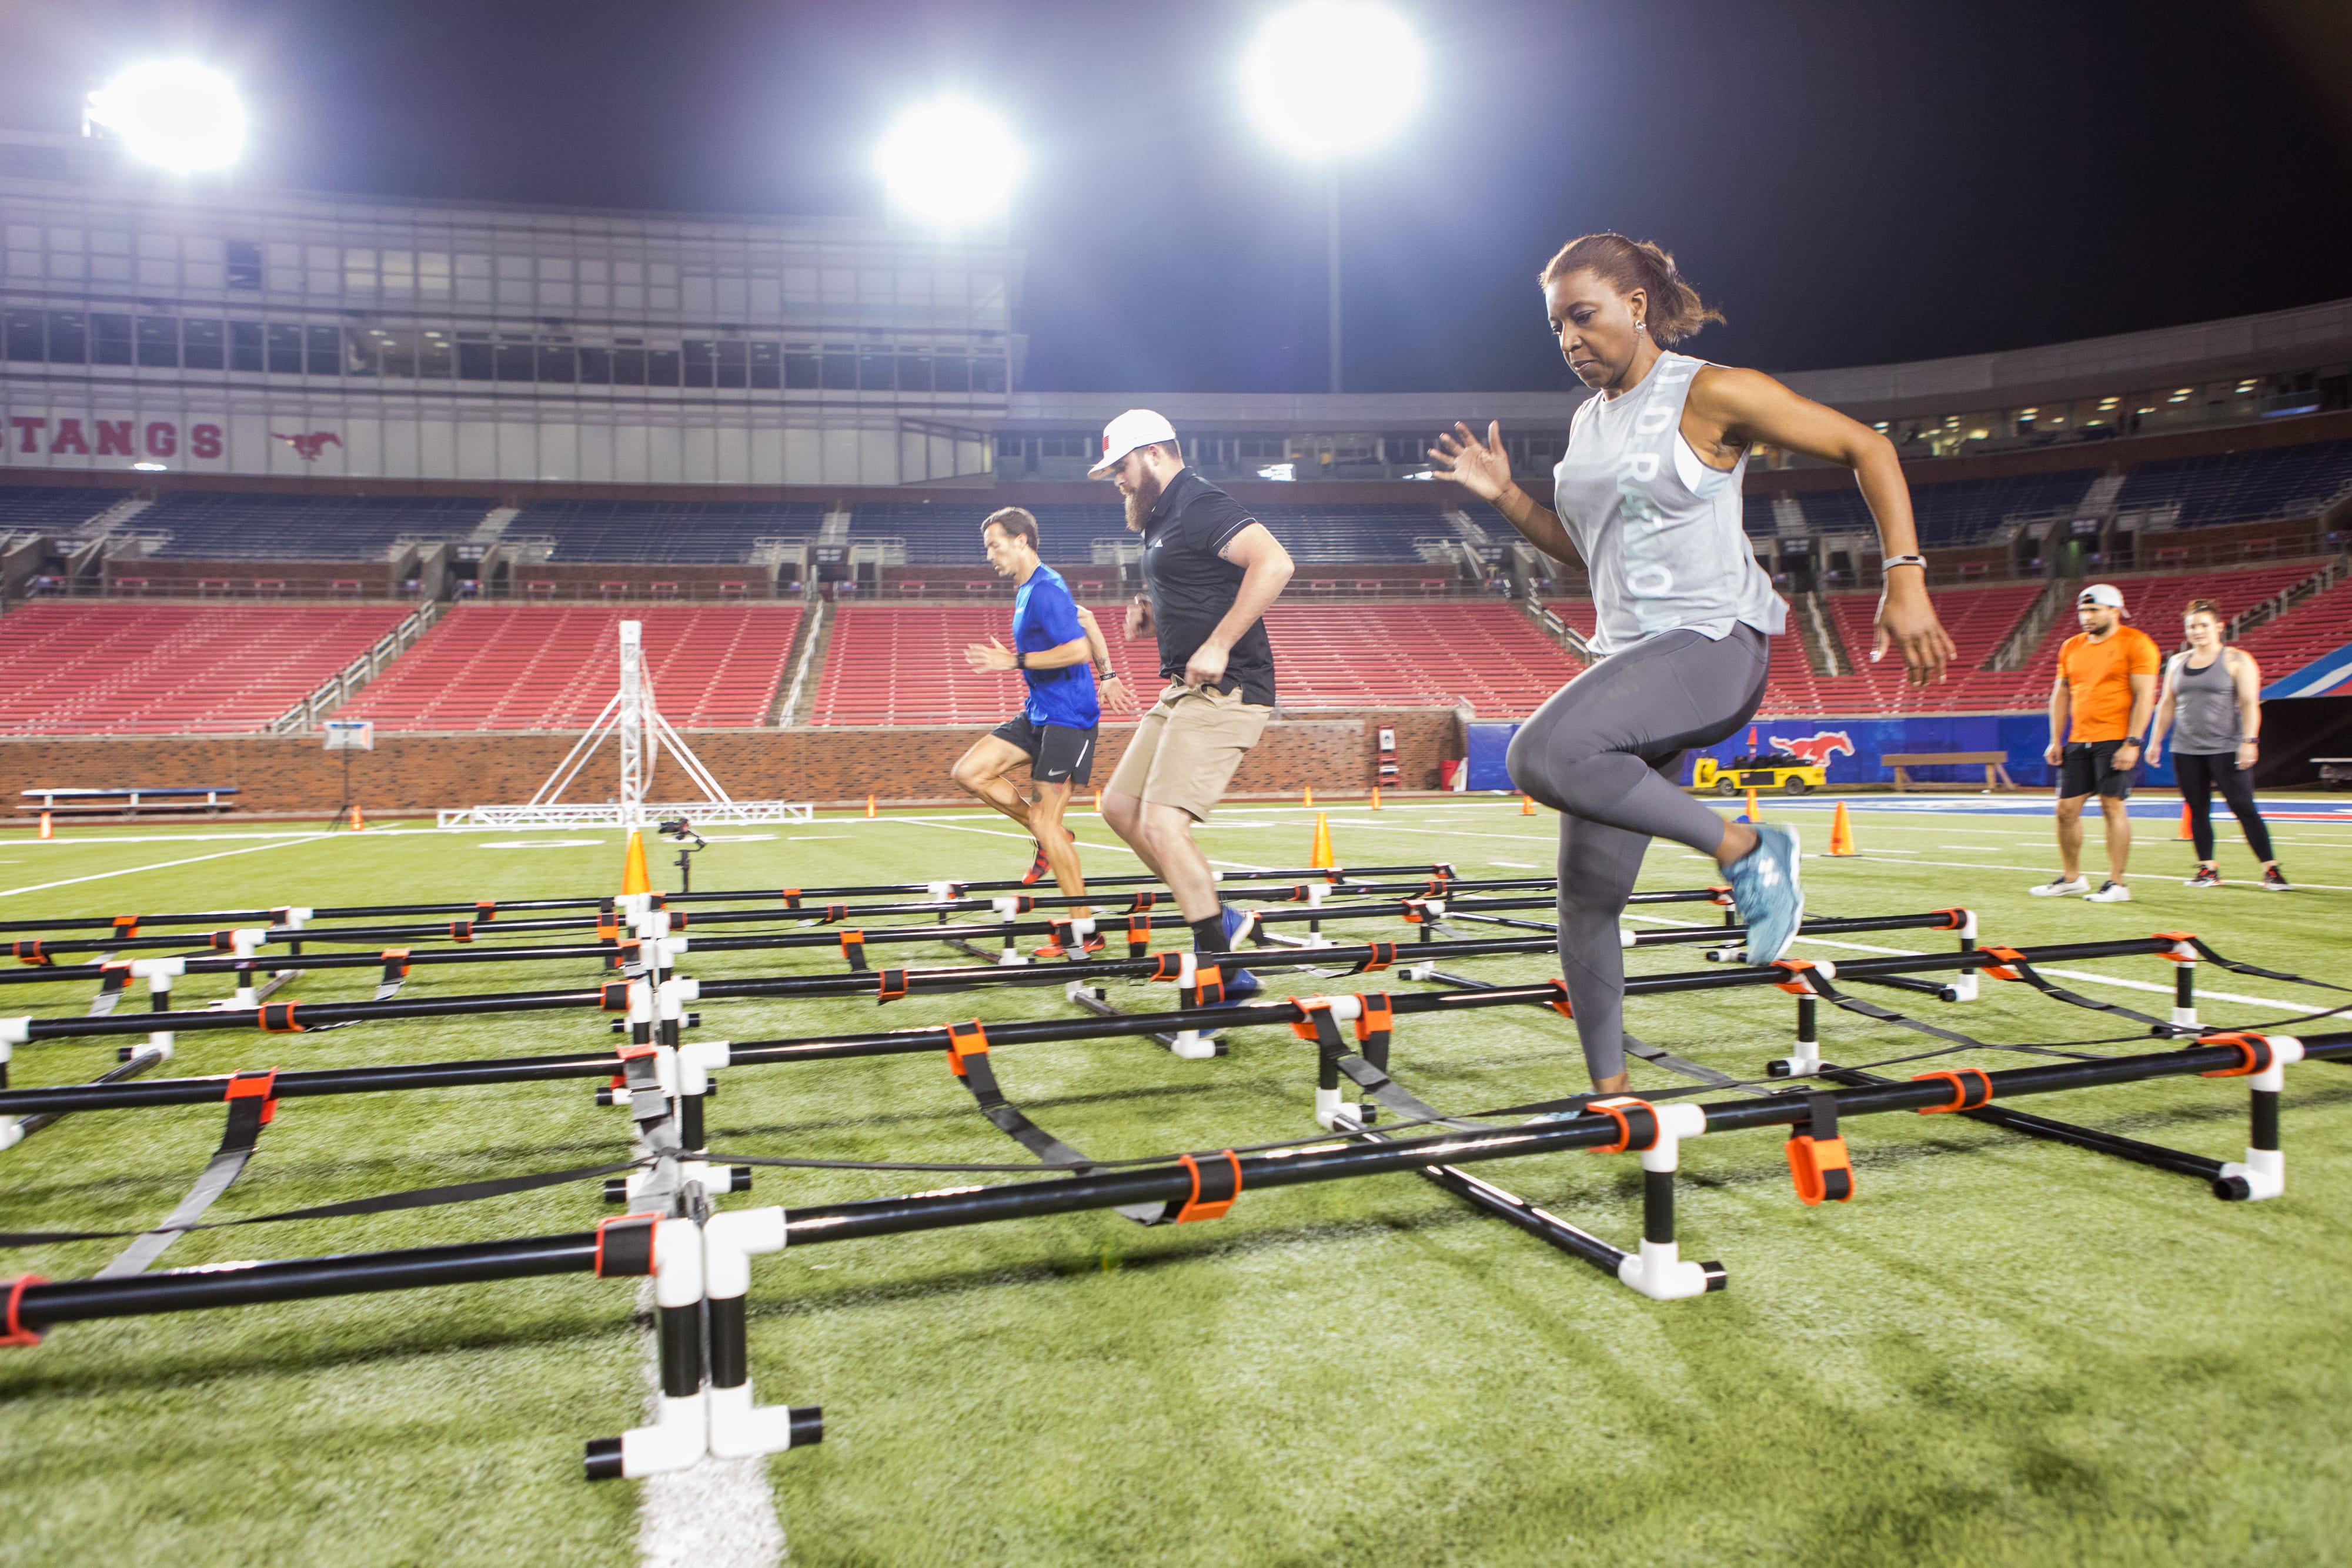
2058, 738, 2136, 800
991, 714, 1098, 786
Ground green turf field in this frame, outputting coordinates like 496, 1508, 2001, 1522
1, 797, 2348, 1567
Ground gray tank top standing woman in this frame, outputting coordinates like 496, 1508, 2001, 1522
1430, 233, 1955, 1092
2148, 598, 2286, 890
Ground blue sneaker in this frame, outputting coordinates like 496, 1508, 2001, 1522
1726, 823, 1803, 964
1214, 904, 1262, 998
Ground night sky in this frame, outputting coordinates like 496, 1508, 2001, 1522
4, 0, 2347, 394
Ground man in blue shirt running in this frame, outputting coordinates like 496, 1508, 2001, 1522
956, 508, 1133, 933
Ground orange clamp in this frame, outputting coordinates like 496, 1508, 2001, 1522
2197, 1032, 2273, 1079
1146, 952, 1184, 982
257, 1004, 303, 1034
1785, 1092, 1855, 1205
1931, 908, 1968, 931
11, 940, 48, 968
1126, 915, 1152, 955
1355, 941, 1396, 974
876, 968, 907, 1003
2, 1275, 46, 1348
1912, 1068, 1994, 1114
1543, 979, 1573, 1019
1400, 898, 1430, 924
379, 947, 412, 978
1977, 945, 2026, 982
225, 1068, 279, 1122
781, 888, 802, 908
1354, 993, 1395, 1044
1770, 958, 1819, 994
448, 921, 475, 943
593, 1214, 657, 1278
599, 981, 633, 1012
1584, 1095, 1659, 1155
1188, 964, 1226, 1007
475, 900, 498, 922
1172, 1150, 1243, 1223
2151, 930, 2198, 962
111, 915, 141, 940
1288, 997, 1336, 1043
946, 1019, 988, 1078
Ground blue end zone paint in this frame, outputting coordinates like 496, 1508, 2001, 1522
2266, 641, 2352, 700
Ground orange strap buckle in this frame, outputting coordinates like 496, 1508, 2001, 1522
946, 1019, 988, 1078
840, 930, 867, 970
475, 900, 497, 922
781, 888, 802, 908
1931, 908, 1967, 931
599, 981, 633, 1012
2198, 1032, 2273, 1078
1354, 994, 1395, 1043
1543, 979, 1573, 1019
448, 921, 475, 943
876, 968, 907, 1004
380, 947, 412, 978
1125, 916, 1151, 955
1354, 941, 1396, 974
11, 940, 48, 968
1770, 958, 1818, 995
1912, 1067, 1994, 1114
1188, 964, 1226, 1007
1130, 890, 1160, 912
111, 915, 141, 940
1401, 898, 1430, 924
1708, 883, 1735, 907
1977, 945, 2026, 982
225, 1068, 279, 1122
257, 1004, 303, 1034
2151, 930, 2198, 962
2, 1275, 46, 1348
1785, 1092, 1855, 1205
1584, 1094, 1660, 1155
593, 1215, 657, 1278
1172, 1150, 1243, 1223
1147, 952, 1184, 982
1288, 997, 1335, 1043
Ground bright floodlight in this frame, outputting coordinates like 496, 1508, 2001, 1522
86, 62, 245, 172
1244, 2, 1424, 158
877, 102, 1020, 224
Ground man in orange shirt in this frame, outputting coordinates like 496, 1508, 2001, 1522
2031, 583, 2160, 902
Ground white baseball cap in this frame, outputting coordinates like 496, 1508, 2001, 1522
1087, 408, 1179, 477
2077, 583, 2125, 609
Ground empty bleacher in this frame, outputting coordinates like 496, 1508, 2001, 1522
507, 499, 828, 563
1796, 470, 2099, 549
1816, 581, 2047, 713
1248, 504, 1458, 563
338, 604, 801, 730
2114, 439, 2352, 528
141, 493, 493, 560
807, 603, 1577, 726
846, 500, 1453, 566
2234, 574, 2352, 681
0, 601, 412, 734
0, 486, 128, 533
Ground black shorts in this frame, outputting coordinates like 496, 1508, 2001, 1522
2059, 739, 2136, 800
991, 714, 1098, 786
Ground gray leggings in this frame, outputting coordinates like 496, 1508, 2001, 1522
1505, 625, 1770, 1081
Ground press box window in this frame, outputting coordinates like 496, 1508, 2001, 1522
226, 240, 262, 289
89, 313, 133, 366
135, 317, 179, 367
230, 321, 265, 372
182, 319, 225, 370
306, 325, 345, 375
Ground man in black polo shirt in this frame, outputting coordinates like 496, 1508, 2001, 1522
1090, 409, 1295, 993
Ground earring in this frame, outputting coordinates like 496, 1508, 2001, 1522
1635, 321, 1646, 333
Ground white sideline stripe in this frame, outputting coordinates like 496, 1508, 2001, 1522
633, 1281, 786, 1568
1815, 853, 2352, 892
1622, 912, 2306, 1009
0, 835, 330, 899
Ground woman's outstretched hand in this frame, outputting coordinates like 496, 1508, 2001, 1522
1871, 583, 1956, 687
1428, 420, 1514, 503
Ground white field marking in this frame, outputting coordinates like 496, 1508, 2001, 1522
1488, 860, 1537, 868
699, 834, 778, 842
897, 815, 1276, 872
784, 835, 848, 841
1623, 910, 2306, 1009
480, 840, 607, 849
1813, 853, 2352, 892
0, 835, 330, 899
632, 1277, 787, 1568
12, 830, 345, 846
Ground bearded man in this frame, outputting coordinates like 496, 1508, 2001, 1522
1089, 409, 1294, 995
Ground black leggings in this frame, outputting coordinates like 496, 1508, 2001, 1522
2173, 751, 2274, 863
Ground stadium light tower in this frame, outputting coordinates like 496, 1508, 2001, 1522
83, 62, 246, 173
1244, 2, 1424, 394
877, 101, 1021, 226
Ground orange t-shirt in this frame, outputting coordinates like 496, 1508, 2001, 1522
2056, 626, 2161, 742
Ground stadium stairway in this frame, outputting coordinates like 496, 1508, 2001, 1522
0, 601, 413, 734
335, 604, 801, 731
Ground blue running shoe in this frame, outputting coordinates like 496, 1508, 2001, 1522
1215, 904, 1262, 998
1726, 823, 1804, 964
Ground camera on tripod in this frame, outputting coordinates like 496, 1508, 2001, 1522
656, 818, 707, 890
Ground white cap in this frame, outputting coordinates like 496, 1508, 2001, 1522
2077, 583, 2124, 609
1087, 409, 1179, 477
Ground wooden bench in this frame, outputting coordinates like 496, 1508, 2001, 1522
18, 786, 240, 817
1882, 751, 2017, 793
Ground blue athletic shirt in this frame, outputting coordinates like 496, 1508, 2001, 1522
1013, 564, 1100, 728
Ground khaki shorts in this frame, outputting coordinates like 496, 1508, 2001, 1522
1107, 683, 1272, 821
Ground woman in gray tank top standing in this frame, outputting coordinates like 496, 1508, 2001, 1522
2147, 598, 2286, 890
1430, 234, 1954, 1092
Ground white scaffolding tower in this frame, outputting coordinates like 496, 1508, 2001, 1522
438, 620, 814, 830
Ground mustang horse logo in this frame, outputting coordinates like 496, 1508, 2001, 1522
1768, 730, 1856, 767
273, 431, 342, 462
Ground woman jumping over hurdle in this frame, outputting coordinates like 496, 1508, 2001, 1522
1429, 233, 1954, 1092
2147, 597, 2289, 891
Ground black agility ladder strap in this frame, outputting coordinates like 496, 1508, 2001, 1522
594, 1214, 657, 1276
1168, 1151, 1243, 1224
941, 1020, 1150, 1196
1289, 998, 1342, 1051
876, 968, 907, 1004
94, 1069, 280, 1280
1913, 1068, 1994, 1114
1348, 941, 1397, 975
2, 1275, 44, 1346
1583, 1095, 1661, 1155
1303, 993, 1482, 1129
257, 1004, 304, 1033
1786, 1092, 1855, 1205
221, 1069, 279, 1144
2198, 1032, 2274, 1079
1125, 917, 1151, 957
92, 961, 132, 1015
112, 915, 141, 940
840, 930, 868, 971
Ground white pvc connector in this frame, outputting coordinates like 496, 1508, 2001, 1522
617, 1218, 708, 1478
0, 1017, 30, 1046
926, 881, 956, 902
1773, 1035, 1822, 1078
2219, 1036, 2304, 1201
0, 1118, 20, 1151
131, 957, 186, 981
1305, 882, 1327, 908
1616, 1104, 1713, 1301
679, 1039, 733, 1097
703, 1206, 798, 1459
1949, 969, 1979, 1004
1953, 909, 1979, 940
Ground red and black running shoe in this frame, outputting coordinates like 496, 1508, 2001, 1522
1021, 842, 1051, 885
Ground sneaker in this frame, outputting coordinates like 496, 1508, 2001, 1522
1725, 823, 1804, 964
2263, 866, 2292, 892
2029, 875, 2091, 897
2183, 866, 2221, 888
1020, 842, 1051, 885
1212, 904, 1262, 997
2086, 881, 2133, 902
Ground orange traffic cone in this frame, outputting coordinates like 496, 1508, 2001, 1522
866, 793, 877, 819
1743, 787, 1762, 824
349, 803, 364, 832
1308, 811, 1334, 870
1521, 794, 1536, 815
1094, 788, 1102, 814
1369, 785, 1383, 810
1304, 784, 1314, 807
1827, 798, 1857, 856
2175, 800, 2193, 841
621, 829, 652, 895
38, 811, 52, 840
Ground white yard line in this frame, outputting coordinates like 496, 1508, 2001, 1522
632, 1279, 787, 1568
1812, 854, 2352, 892
0, 835, 332, 899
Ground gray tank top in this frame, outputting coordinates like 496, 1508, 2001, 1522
1551, 349, 1789, 656
2170, 650, 2243, 753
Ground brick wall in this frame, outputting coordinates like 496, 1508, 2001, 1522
0, 707, 1468, 815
